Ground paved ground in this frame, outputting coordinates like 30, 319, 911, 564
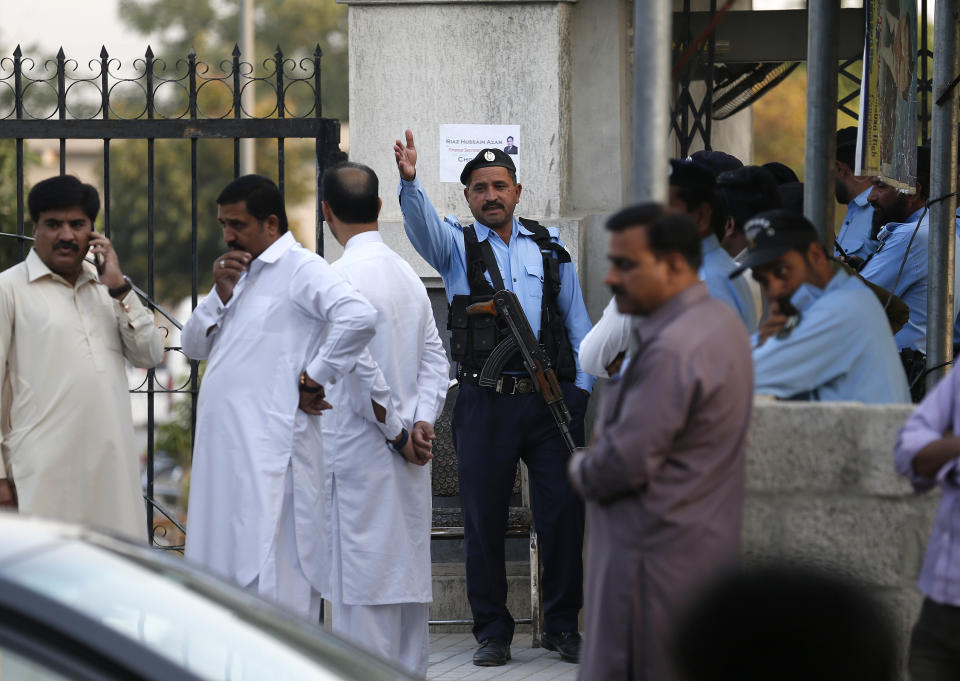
428, 633, 579, 681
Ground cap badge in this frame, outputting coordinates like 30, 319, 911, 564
744, 217, 775, 241
484, 151, 495, 162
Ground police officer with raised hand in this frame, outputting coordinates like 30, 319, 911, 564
394, 130, 594, 666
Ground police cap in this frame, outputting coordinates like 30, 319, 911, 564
690, 149, 743, 178
669, 158, 716, 189
836, 127, 858, 169
460, 148, 517, 186
730, 209, 819, 278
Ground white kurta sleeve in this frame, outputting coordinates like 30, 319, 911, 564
413, 301, 451, 425
116, 290, 165, 368
350, 349, 405, 440
579, 297, 633, 378
290, 258, 378, 386
181, 287, 229, 360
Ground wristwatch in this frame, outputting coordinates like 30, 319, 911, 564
389, 428, 410, 452
109, 279, 132, 299
299, 371, 322, 394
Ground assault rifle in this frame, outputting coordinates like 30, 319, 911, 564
466, 289, 577, 454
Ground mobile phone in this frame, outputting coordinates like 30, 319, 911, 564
776, 295, 799, 318
775, 295, 801, 340
92, 232, 104, 275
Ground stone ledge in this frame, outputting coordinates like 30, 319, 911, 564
746, 401, 916, 495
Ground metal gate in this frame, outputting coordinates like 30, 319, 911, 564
0, 44, 341, 548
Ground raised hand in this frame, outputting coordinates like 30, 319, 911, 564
394, 129, 418, 182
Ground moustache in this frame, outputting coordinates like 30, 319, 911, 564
226, 240, 247, 252
53, 240, 79, 252
609, 285, 626, 297
482, 202, 504, 211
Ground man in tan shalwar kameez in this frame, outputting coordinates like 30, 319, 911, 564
569, 205, 753, 681
0, 175, 164, 541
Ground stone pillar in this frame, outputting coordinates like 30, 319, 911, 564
343, 0, 575, 219
338, 0, 752, 315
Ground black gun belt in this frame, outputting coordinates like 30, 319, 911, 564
457, 368, 537, 395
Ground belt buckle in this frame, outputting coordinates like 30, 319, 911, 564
516, 378, 532, 394
495, 376, 505, 393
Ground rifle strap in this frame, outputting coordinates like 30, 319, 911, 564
463, 225, 505, 292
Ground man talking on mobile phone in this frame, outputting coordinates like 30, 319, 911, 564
0, 175, 165, 541
740, 209, 909, 403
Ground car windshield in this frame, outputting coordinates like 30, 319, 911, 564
0, 537, 402, 681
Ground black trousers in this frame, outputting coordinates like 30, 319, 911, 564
909, 598, 960, 681
452, 381, 587, 643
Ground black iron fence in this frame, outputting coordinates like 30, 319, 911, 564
0, 44, 341, 548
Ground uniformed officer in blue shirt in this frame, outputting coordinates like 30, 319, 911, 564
858, 146, 960, 357
394, 130, 594, 666
735, 210, 910, 403
668, 158, 758, 332
834, 127, 879, 265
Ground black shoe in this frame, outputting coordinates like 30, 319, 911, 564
541, 631, 581, 663
473, 638, 511, 666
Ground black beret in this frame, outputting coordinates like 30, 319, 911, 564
460, 148, 517, 186
669, 158, 716, 189
836, 126, 858, 169
763, 161, 800, 185
690, 150, 744, 178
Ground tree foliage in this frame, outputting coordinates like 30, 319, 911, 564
104, 0, 347, 304
118, 0, 348, 120
0, 140, 27, 272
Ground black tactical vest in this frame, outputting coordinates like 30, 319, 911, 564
448, 219, 576, 382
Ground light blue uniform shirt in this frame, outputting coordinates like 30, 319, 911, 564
753, 269, 910, 403
834, 187, 879, 260
398, 177, 596, 392
859, 208, 960, 352
699, 234, 758, 333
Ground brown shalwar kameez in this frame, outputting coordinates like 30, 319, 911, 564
569, 283, 753, 681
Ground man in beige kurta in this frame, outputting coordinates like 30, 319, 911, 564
569, 205, 753, 681
0, 175, 164, 541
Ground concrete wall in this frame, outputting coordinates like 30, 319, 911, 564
744, 400, 935, 665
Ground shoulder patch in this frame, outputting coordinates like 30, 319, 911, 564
444, 214, 464, 231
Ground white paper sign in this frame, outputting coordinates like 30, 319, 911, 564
439, 124, 521, 183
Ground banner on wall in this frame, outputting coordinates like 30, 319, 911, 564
857, 0, 918, 191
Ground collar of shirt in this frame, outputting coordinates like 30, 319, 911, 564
343, 230, 384, 253
471, 217, 528, 244
701, 234, 722, 255
853, 186, 872, 207
25, 247, 98, 288
231, 231, 296, 301
634, 282, 710, 347
791, 267, 846, 314
245, 231, 296, 279
877, 207, 926, 244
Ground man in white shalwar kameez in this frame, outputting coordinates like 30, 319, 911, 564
0, 175, 164, 541
182, 174, 411, 621
321, 163, 450, 676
